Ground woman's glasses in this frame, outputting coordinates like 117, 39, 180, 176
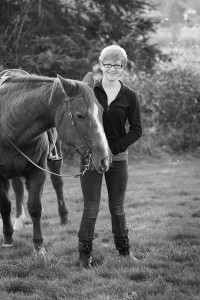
102, 63, 123, 69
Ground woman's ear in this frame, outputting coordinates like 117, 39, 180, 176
99, 62, 103, 71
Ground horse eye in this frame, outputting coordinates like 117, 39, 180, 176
76, 113, 85, 120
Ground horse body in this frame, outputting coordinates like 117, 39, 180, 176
0, 71, 111, 252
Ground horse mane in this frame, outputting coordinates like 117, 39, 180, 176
2, 74, 55, 101
8, 74, 54, 84
4, 74, 95, 109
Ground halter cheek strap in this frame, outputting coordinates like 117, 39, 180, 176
66, 96, 76, 126
65, 94, 89, 141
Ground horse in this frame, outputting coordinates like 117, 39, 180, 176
2, 71, 68, 228
0, 69, 112, 253
12, 129, 69, 231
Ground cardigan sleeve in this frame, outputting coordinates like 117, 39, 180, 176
111, 90, 142, 155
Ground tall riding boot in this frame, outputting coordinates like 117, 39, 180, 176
114, 235, 138, 261
78, 240, 93, 269
111, 214, 130, 255
114, 235, 130, 256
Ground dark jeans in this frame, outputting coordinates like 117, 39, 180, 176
78, 160, 129, 241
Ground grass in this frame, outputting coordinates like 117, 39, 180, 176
0, 156, 200, 300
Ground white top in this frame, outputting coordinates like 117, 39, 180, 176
112, 150, 128, 161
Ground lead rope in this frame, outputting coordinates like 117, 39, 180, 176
0, 123, 91, 178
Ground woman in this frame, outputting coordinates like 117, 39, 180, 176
78, 45, 142, 268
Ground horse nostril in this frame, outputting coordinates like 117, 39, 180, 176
101, 157, 110, 172
101, 158, 106, 169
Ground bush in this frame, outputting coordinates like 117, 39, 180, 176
124, 58, 200, 155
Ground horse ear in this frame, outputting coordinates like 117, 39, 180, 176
82, 72, 95, 89
57, 74, 78, 97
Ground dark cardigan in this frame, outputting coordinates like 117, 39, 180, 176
94, 80, 142, 155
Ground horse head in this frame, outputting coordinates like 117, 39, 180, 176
53, 73, 112, 173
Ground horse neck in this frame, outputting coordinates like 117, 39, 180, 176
2, 79, 57, 144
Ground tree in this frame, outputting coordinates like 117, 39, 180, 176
0, 0, 164, 79
62, 0, 165, 72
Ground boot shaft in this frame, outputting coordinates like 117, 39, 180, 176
78, 240, 93, 255
114, 235, 130, 256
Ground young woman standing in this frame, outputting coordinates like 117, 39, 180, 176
78, 45, 142, 268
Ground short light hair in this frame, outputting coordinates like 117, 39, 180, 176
99, 45, 127, 67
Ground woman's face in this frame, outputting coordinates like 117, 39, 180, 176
100, 59, 124, 82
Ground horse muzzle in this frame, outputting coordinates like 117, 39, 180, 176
92, 153, 112, 174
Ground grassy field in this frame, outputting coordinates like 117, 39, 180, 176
0, 156, 200, 300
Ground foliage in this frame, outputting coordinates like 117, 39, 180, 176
156, 0, 200, 26
0, 0, 164, 78
0, 0, 91, 78
124, 54, 200, 154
